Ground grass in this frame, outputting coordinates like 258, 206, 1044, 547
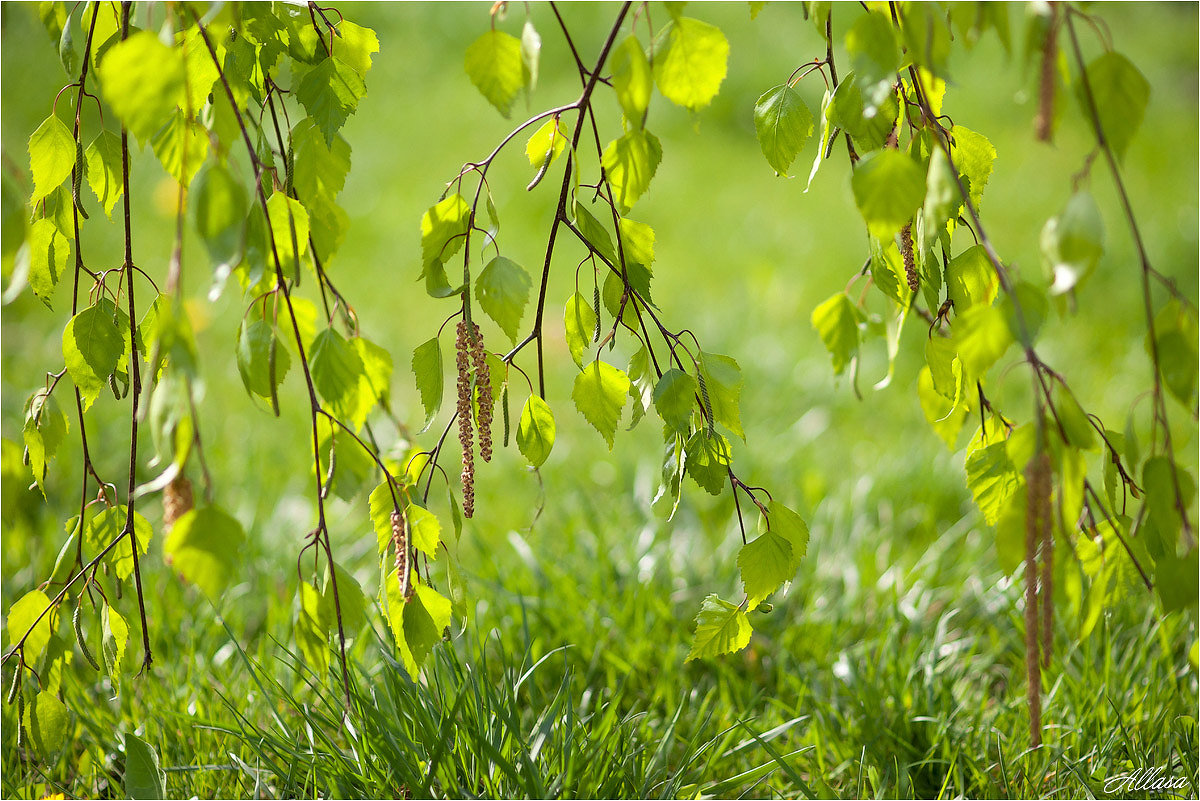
2, 2, 1198, 798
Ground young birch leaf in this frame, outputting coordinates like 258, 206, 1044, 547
150, 111, 208, 187
411, 338, 443, 433
686, 594, 752, 661
653, 17, 730, 111
1151, 302, 1199, 405
321, 563, 367, 633
685, 429, 732, 495
193, 161, 247, 272
698, 352, 744, 440
738, 530, 793, 608
517, 395, 555, 467
296, 580, 331, 674
524, 117, 568, 168
83, 131, 122, 218
83, 505, 152, 580
124, 734, 166, 800
945, 244, 999, 310
521, 20, 541, 93
23, 390, 67, 496
464, 30, 525, 117
653, 369, 698, 434
353, 336, 393, 406
292, 118, 352, 212
1080, 52, 1149, 162
310, 328, 370, 430
369, 482, 397, 554
63, 299, 125, 410
406, 504, 442, 556
753, 84, 814, 176
420, 194, 470, 276
950, 126, 995, 210
572, 360, 630, 449
334, 20, 380, 77
573, 205, 616, 265
23, 691, 70, 761
627, 345, 655, 430
618, 218, 656, 268
613, 35, 653, 125
851, 149, 926, 240
601, 129, 663, 212
811, 293, 859, 375
769, 500, 810, 571
236, 320, 291, 400
98, 31, 185, 146
564, 292, 596, 369
386, 574, 451, 678
163, 506, 246, 600
7, 590, 56, 663
101, 603, 128, 682
964, 439, 1021, 525
1041, 191, 1104, 295
28, 115, 75, 206
28, 218, 69, 309
266, 193, 310, 276
476, 256, 531, 343
953, 305, 1011, 381
295, 57, 367, 146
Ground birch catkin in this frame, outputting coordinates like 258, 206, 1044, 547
900, 222, 919, 294
455, 321, 475, 518
1034, 7, 1059, 143
470, 323, 494, 463
391, 509, 413, 601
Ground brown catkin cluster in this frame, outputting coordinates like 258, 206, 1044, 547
455, 321, 476, 518
470, 323, 494, 463
900, 222, 919, 293
1024, 450, 1052, 747
391, 509, 414, 601
163, 474, 194, 530
1034, 8, 1059, 142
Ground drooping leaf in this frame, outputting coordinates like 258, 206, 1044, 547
236, 319, 291, 401
63, 299, 127, 410
23, 691, 70, 761
1042, 191, 1104, 295
28, 218, 69, 309
653, 369, 698, 434
475, 256, 531, 343
386, 574, 451, 678
698, 352, 744, 440
572, 360, 630, 449
601, 129, 662, 212
685, 428, 732, 495
612, 35, 653, 124
124, 733, 166, 800
265, 192, 310, 275
163, 505, 246, 600
464, 29, 525, 117
845, 11, 901, 110
322, 562, 368, 634
83, 505, 153, 581
851, 149, 926, 239
193, 161, 247, 271
28, 114, 75, 206
524, 117, 568, 169
84, 130, 123, 218
411, 337, 443, 434
97, 31, 185, 146
517, 394, 555, 467
811, 293, 859, 375
753, 84, 814, 176
150, 110, 208, 187
291, 118, 351, 213
406, 503, 442, 556
295, 57, 367, 146
6, 590, 57, 663
521, 20, 541, 94
296, 580, 331, 674
965, 437, 1022, 525
738, 530, 793, 607
101, 603, 128, 682
310, 327, 370, 430
23, 389, 68, 495
1151, 301, 1199, 405
953, 304, 1011, 380
769, 500, 810, 571
950, 126, 995, 210
1079, 51, 1149, 162
333, 20, 380, 77
419, 194, 470, 282
686, 594, 752, 661
564, 292, 597, 369
945, 244, 999, 310
653, 17, 730, 111
618, 218, 656, 269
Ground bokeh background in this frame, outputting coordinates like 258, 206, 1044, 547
2, 3, 1197, 797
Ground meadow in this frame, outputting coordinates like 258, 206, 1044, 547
1, 3, 1197, 797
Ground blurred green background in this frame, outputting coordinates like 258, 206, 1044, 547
2, 3, 1197, 797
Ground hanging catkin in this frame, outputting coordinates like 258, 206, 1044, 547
391, 509, 413, 601
900, 222, 919, 294
455, 321, 475, 518
1035, 7, 1059, 142
470, 323, 494, 463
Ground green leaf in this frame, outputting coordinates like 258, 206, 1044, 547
738, 530, 793, 607
83, 505, 153, 581
618, 218, 656, 269
965, 438, 1021, 525
124, 733, 166, 800
1156, 549, 1198, 613
295, 57, 367, 146
613, 35, 653, 124
386, 575, 451, 678
851, 149, 926, 239
1080, 51, 1149, 162
354, 336, 393, 407
406, 504, 442, 556
1151, 302, 1199, 405
28, 218, 69, 309
698, 352, 744, 440
753, 84, 814, 176
521, 20, 541, 93
686, 594, 752, 661
627, 345, 655, 430
921, 146, 960, 232
411, 338, 443, 434
950, 126, 995, 210
292, 118, 351, 212
685, 428, 732, 495
564, 292, 597, 369
101, 603, 128, 682
192, 162, 246, 274
310, 328, 370, 430
517, 395, 556, 467
464, 30, 525, 117
369, 482, 399, 554
574, 205, 616, 265
150, 111, 208, 187
6, 590, 56, 662
845, 11, 901, 109
322, 562, 368, 633
1143, 456, 1196, 550
98, 31, 185, 146
653, 369, 698, 434
23, 691, 69, 761
163, 505, 246, 600
811, 293, 859, 375
420, 194, 470, 279
918, 365, 967, 449
1053, 384, 1097, 451
23, 389, 68, 495
945, 244, 999, 310
1042, 191, 1104, 295
82, 130, 121, 218
266, 192, 310, 275
63, 299, 126, 410
953, 304, 1011, 380
334, 20, 380, 77
476, 256, 531, 343
524, 117, 568, 169
296, 580, 331, 673
236, 319, 291, 401
769, 500, 810, 570
601, 129, 663, 212
28, 114, 75, 206
572, 360, 630, 449
653, 17, 730, 111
